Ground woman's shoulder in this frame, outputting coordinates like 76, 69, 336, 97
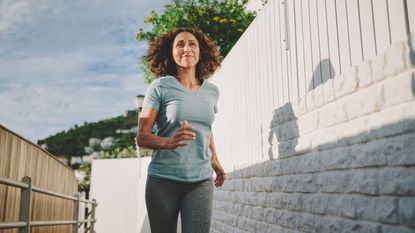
158, 75, 175, 82
204, 80, 219, 93
149, 76, 175, 88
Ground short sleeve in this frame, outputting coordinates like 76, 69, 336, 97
142, 80, 161, 110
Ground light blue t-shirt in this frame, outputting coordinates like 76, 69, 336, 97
142, 75, 219, 182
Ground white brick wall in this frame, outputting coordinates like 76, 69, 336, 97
211, 36, 415, 232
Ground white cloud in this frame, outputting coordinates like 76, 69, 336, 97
0, 0, 169, 142
0, 0, 32, 32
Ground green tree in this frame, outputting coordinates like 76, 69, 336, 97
136, 0, 256, 83
37, 110, 139, 159
78, 162, 91, 193
101, 146, 138, 159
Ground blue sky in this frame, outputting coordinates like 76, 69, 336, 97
0, 0, 170, 142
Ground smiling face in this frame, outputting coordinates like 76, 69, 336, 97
172, 31, 200, 69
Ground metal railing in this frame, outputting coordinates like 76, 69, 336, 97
0, 176, 98, 233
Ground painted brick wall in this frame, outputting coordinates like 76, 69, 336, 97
211, 36, 415, 233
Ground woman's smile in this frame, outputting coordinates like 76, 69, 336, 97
182, 54, 193, 58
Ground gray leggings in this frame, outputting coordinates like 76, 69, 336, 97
145, 176, 213, 233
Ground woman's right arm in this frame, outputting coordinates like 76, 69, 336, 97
136, 108, 196, 150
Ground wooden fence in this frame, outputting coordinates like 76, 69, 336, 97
0, 125, 78, 233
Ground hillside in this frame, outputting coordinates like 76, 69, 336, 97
37, 110, 138, 159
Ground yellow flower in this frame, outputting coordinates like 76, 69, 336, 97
229, 19, 237, 24
144, 10, 157, 24
144, 16, 153, 24
136, 31, 143, 40
237, 28, 243, 32
213, 16, 220, 21
220, 18, 228, 23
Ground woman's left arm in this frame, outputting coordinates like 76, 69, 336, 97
209, 132, 226, 187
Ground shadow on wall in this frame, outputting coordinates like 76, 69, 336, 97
268, 116, 415, 160
228, 116, 415, 231
409, 34, 415, 67
268, 59, 335, 159
309, 59, 336, 91
268, 102, 299, 160
409, 35, 415, 96
139, 214, 151, 233
268, 77, 415, 160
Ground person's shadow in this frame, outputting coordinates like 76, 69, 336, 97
268, 102, 298, 160
309, 58, 336, 91
269, 59, 336, 159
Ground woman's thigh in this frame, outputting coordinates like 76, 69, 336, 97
179, 179, 213, 233
145, 176, 182, 233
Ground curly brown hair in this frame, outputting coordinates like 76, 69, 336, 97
145, 28, 222, 80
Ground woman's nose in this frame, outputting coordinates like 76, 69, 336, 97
183, 44, 191, 52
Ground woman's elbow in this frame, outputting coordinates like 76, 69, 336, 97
136, 132, 145, 147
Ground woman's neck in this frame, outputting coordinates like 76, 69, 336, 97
176, 67, 200, 88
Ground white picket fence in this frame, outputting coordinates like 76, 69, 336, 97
211, 0, 415, 172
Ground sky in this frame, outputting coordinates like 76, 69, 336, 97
0, 0, 170, 143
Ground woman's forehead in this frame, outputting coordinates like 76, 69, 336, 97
174, 32, 198, 43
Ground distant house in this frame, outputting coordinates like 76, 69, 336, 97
70, 156, 83, 165
123, 110, 136, 117
55, 155, 69, 165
